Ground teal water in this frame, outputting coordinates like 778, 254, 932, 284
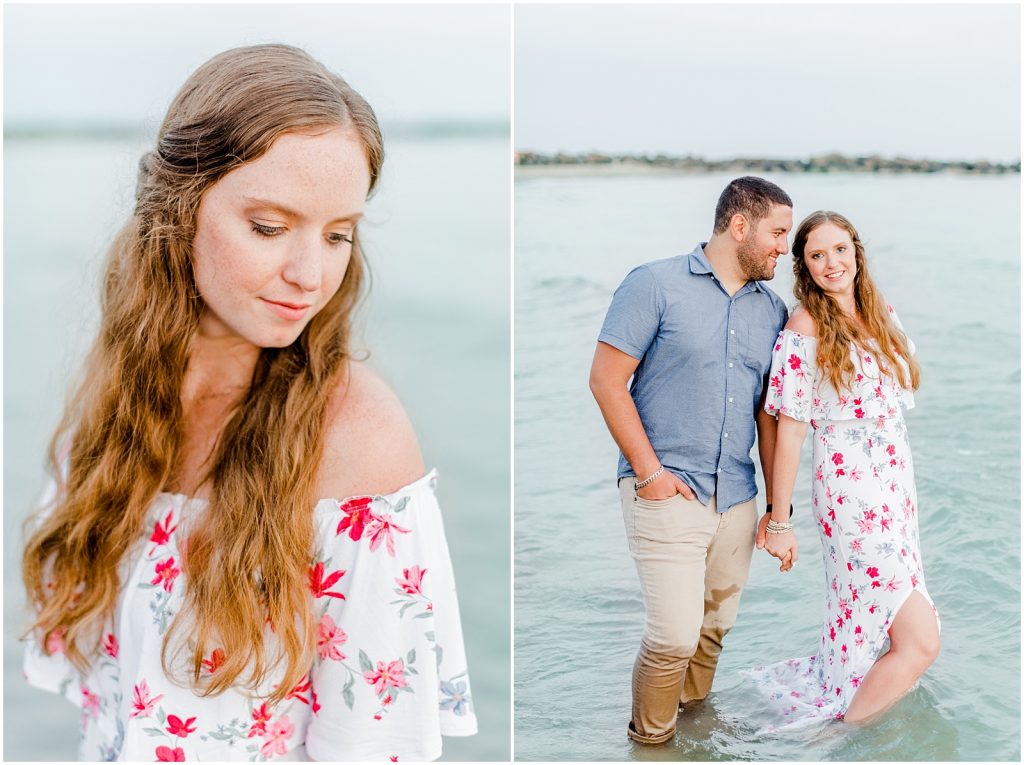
514, 172, 1021, 760
3, 134, 511, 760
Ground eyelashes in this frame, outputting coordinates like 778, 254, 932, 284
250, 222, 353, 246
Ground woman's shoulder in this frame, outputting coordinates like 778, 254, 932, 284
784, 305, 817, 337
315, 361, 426, 501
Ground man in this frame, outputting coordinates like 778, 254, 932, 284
589, 176, 793, 744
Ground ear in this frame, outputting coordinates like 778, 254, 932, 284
729, 213, 749, 243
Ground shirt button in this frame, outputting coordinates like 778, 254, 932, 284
728, 362, 734, 368
724, 432, 729, 438
717, 468, 722, 474
728, 397, 734, 403
730, 329, 735, 335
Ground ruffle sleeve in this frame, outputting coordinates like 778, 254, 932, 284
305, 470, 477, 762
764, 329, 816, 423
22, 474, 84, 709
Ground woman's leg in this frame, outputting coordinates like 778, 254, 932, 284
843, 590, 940, 723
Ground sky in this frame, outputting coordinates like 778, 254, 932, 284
4, 4, 510, 131
515, 3, 1021, 162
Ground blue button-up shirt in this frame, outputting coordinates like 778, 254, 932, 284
598, 243, 788, 511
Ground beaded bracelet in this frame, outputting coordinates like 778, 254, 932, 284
635, 467, 664, 490
765, 518, 794, 535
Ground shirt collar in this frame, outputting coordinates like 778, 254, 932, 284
688, 242, 767, 293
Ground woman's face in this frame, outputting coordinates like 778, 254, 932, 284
802, 222, 858, 298
191, 126, 372, 349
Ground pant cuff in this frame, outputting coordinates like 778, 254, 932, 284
627, 721, 675, 745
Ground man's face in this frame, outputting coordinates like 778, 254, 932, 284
736, 204, 793, 281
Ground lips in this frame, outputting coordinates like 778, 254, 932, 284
824, 270, 847, 281
260, 298, 312, 321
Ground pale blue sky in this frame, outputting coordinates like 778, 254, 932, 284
4, 4, 510, 130
516, 4, 1021, 162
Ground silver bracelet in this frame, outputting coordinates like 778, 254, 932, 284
765, 527, 794, 535
766, 519, 794, 534
635, 467, 664, 490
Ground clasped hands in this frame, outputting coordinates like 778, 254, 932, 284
755, 513, 797, 572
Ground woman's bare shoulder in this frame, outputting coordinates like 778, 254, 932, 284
785, 306, 818, 337
315, 361, 426, 500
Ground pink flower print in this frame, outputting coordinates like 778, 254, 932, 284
911, 574, 919, 588
365, 514, 412, 557
336, 496, 374, 541
151, 557, 180, 593
155, 746, 186, 762
870, 579, 882, 589
260, 715, 295, 758
390, 757, 399, 763
102, 633, 119, 658
851, 675, 863, 688
770, 374, 782, 392
308, 562, 346, 599
286, 676, 314, 706
815, 466, 824, 481
365, 659, 409, 696
82, 686, 101, 719
854, 625, 865, 647
835, 468, 846, 477
317, 614, 348, 661
166, 715, 197, 738
854, 407, 865, 419
886, 444, 896, 456
788, 353, 802, 370
46, 627, 66, 655
821, 520, 833, 538
149, 509, 178, 553
829, 626, 836, 641
857, 516, 875, 534
831, 452, 844, 466
880, 516, 892, 531
849, 466, 863, 481
885, 576, 902, 592
201, 648, 225, 675
396, 565, 427, 595
311, 685, 321, 715
866, 566, 880, 579
249, 703, 272, 738
130, 680, 164, 719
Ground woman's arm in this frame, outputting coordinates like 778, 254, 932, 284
763, 413, 808, 571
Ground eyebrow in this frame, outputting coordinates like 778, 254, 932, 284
243, 196, 364, 224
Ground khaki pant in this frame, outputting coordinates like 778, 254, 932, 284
619, 478, 757, 744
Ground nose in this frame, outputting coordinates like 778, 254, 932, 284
776, 237, 789, 254
281, 234, 322, 293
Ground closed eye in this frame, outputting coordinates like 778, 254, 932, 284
251, 221, 285, 237
326, 232, 354, 246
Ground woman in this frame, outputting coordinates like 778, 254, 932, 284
753, 211, 939, 726
22, 44, 476, 761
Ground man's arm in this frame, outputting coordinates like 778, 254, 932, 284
589, 341, 695, 501
754, 388, 777, 548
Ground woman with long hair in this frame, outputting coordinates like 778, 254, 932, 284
751, 211, 939, 726
22, 44, 476, 761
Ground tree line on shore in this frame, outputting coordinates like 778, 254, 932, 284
515, 151, 1020, 174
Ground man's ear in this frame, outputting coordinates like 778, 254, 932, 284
729, 212, 750, 243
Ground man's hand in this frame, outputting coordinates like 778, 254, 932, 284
636, 470, 696, 501
763, 529, 798, 572
755, 512, 770, 549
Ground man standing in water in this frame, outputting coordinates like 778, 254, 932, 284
589, 177, 793, 744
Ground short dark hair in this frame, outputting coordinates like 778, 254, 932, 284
713, 176, 793, 234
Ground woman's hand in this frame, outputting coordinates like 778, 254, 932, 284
764, 529, 798, 572
636, 470, 696, 501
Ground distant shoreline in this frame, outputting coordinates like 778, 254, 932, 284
515, 151, 1021, 176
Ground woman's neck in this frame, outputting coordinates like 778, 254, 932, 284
182, 332, 261, 404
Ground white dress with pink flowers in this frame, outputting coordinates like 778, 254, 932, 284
23, 470, 477, 761
749, 307, 938, 726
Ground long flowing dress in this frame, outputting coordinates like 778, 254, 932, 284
23, 470, 477, 761
748, 306, 939, 726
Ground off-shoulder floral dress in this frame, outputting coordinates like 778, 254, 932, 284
23, 470, 477, 761
749, 306, 939, 727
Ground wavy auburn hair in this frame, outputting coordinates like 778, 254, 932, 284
23, 44, 384, 703
792, 211, 920, 395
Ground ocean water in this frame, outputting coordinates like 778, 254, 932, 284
3, 133, 510, 760
514, 171, 1020, 761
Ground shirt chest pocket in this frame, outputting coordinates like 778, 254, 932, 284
742, 323, 780, 375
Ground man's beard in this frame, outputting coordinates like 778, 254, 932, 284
736, 237, 775, 281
